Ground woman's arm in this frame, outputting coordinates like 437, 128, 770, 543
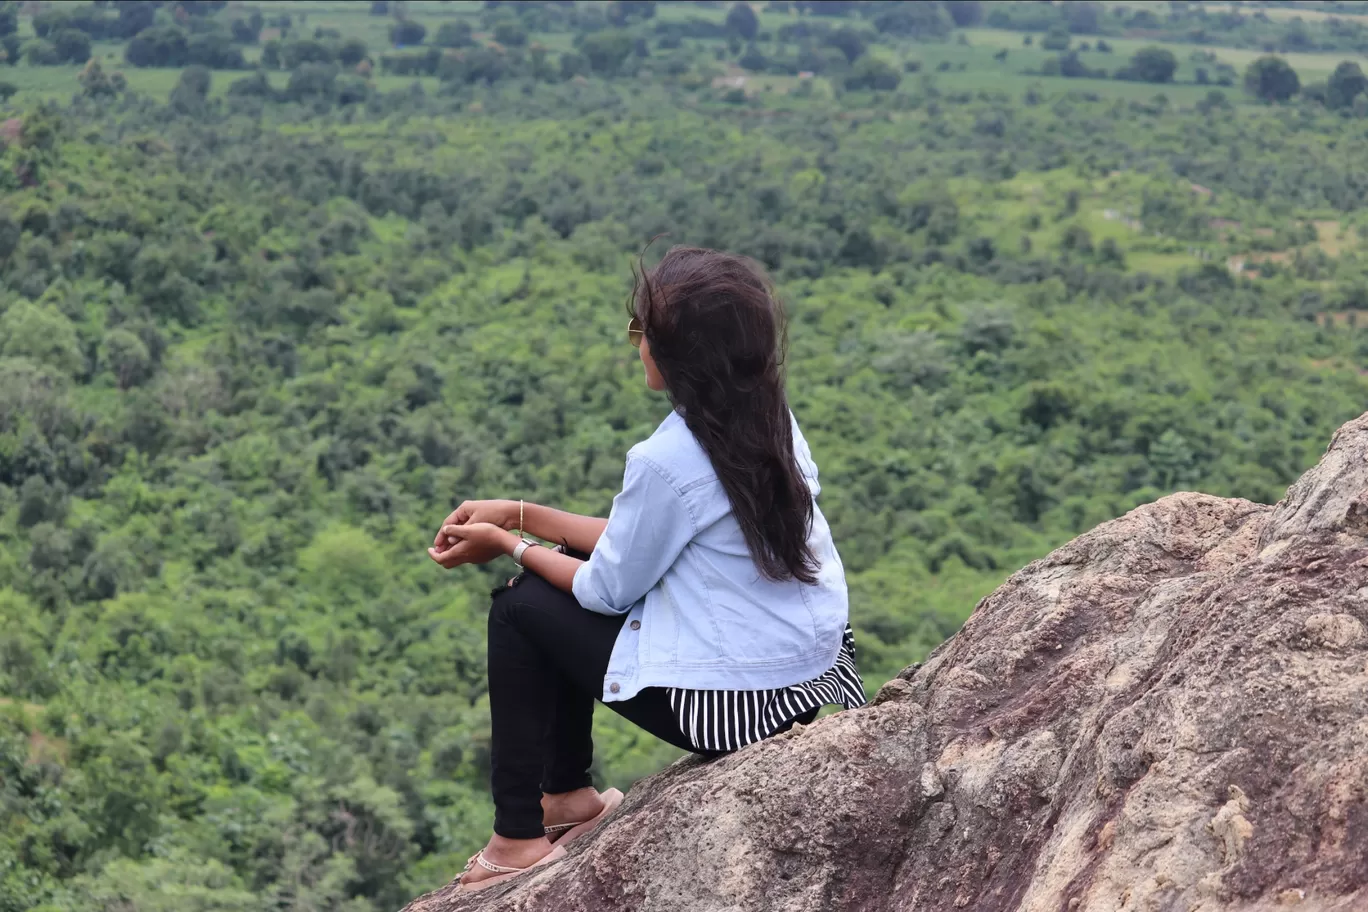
433, 458, 694, 610
433, 522, 584, 594
435, 499, 607, 554
522, 503, 608, 554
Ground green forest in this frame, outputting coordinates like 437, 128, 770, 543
3, 1, 1368, 909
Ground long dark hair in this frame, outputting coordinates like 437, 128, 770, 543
631, 246, 819, 584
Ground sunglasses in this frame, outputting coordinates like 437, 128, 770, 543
627, 316, 644, 348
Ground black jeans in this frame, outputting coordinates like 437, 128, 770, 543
486, 571, 699, 839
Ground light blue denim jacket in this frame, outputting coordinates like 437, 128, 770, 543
571, 409, 849, 703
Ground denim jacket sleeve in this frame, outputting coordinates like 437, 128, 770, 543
572, 454, 697, 616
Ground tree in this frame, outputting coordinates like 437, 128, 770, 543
230, 18, 258, 43
874, 2, 952, 38
1041, 27, 1070, 52
170, 64, 211, 112
0, 79, 14, 100
389, 19, 426, 46
53, 28, 91, 64
435, 21, 473, 48
844, 56, 900, 91
100, 328, 153, 389
1118, 46, 1177, 83
1244, 55, 1300, 102
78, 57, 125, 98
726, 3, 759, 41
338, 38, 368, 67
493, 21, 527, 47
125, 26, 190, 67
31, 8, 67, 38
1066, 2, 1101, 34
943, 1, 982, 27
738, 43, 768, 72
0, 2, 16, 38
1327, 61, 1367, 110
825, 26, 867, 64
0, 301, 83, 376
559, 50, 590, 80
578, 29, 634, 75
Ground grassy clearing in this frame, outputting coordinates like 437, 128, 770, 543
963, 26, 1367, 79
1202, 2, 1368, 22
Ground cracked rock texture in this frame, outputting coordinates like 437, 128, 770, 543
402, 414, 1368, 912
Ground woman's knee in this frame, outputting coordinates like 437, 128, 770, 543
487, 574, 557, 632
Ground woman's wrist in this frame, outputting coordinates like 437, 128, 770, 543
503, 499, 524, 532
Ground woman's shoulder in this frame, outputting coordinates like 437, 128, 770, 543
628, 410, 714, 490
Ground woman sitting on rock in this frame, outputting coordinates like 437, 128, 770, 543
428, 246, 865, 892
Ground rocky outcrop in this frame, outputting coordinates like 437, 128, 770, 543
403, 415, 1368, 912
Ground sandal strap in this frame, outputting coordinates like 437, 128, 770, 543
473, 850, 531, 876
543, 821, 584, 835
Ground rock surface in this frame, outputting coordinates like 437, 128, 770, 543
403, 415, 1368, 912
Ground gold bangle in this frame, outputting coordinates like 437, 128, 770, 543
519, 499, 524, 538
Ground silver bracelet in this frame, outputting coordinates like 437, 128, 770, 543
512, 538, 539, 566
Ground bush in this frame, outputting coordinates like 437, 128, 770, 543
1115, 46, 1177, 83
738, 44, 768, 72
390, 19, 426, 47
434, 21, 473, 48
125, 26, 188, 67
493, 21, 527, 47
844, 56, 901, 92
1041, 28, 1070, 52
578, 29, 634, 75
23, 39, 61, 66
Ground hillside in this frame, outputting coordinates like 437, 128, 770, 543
4, 2, 1368, 909
403, 411, 1368, 912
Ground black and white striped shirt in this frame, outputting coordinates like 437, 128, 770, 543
666, 624, 866, 753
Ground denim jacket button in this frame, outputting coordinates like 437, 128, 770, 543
630, 620, 641, 630
609, 682, 621, 694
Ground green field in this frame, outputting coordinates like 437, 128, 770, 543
4, 0, 1368, 105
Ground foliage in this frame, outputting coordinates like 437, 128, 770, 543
390, 18, 427, 47
435, 21, 474, 49
843, 56, 900, 92
1326, 60, 1367, 111
1116, 46, 1178, 84
725, 2, 758, 41
1245, 54, 1301, 102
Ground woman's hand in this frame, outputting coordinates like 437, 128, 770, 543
428, 522, 514, 569
432, 500, 518, 550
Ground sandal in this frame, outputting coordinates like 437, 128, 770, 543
458, 844, 566, 893
543, 788, 624, 846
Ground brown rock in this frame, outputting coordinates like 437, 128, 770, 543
402, 415, 1368, 912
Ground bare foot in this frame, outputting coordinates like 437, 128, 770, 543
459, 834, 556, 887
541, 787, 605, 832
